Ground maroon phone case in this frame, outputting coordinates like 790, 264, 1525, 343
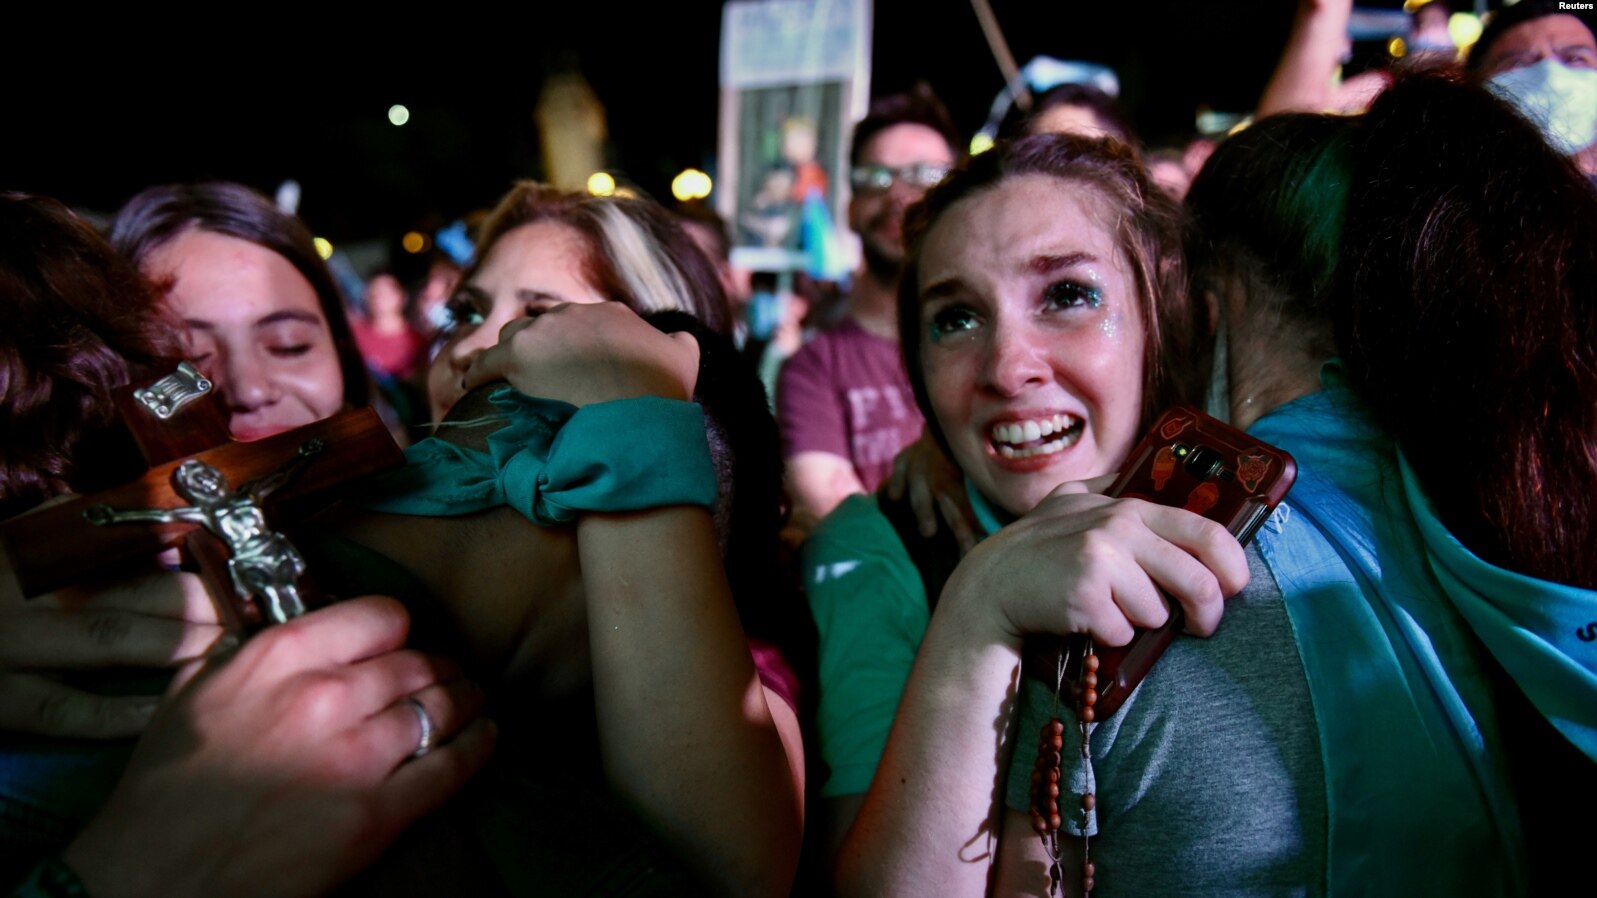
1025, 406, 1297, 718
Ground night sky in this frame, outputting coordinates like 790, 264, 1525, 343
4, 1, 1431, 247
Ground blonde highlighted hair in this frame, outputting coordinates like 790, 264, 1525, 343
466, 182, 731, 335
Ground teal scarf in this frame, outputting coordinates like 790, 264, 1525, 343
360, 388, 718, 523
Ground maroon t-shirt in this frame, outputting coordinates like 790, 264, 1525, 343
776, 316, 924, 492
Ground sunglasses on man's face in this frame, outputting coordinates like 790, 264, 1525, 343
849, 162, 952, 193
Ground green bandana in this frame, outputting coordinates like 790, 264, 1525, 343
359, 388, 718, 524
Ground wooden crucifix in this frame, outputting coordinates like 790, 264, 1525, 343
0, 361, 404, 632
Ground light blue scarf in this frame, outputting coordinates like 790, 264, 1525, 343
1399, 453, 1597, 763
1250, 366, 1528, 896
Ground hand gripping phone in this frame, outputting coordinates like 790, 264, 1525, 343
1026, 406, 1297, 718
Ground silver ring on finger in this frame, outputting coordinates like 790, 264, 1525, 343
405, 697, 435, 759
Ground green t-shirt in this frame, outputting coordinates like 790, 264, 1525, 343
802, 494, 929, 797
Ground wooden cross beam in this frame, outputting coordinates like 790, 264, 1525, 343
0, 362, 404, 631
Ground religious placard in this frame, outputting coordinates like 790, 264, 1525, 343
718, 0, 871, 278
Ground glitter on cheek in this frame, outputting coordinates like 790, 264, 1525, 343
1082, 270, 1120, 339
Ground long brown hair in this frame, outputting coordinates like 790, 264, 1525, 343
1338, 74, 1597, 588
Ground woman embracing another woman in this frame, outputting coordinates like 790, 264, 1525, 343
816, 109, 1550, 896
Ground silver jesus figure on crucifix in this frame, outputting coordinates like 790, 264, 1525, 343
84, 440, 325, 625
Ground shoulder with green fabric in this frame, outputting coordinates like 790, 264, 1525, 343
803, 495, 931, 792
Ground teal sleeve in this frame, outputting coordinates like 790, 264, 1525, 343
802, 495, 929, 797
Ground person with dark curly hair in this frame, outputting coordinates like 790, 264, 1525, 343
0, 195, 178, 519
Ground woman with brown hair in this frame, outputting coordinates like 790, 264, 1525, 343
822, 109, 1540, 894
110, 182, 371, 443
800, 134, 1261, 889
0, 193, 492, 896
318, 180, 802, 896
0, 195, 179, 518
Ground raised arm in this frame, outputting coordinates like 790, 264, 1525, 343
578, 506, 803, 896
463, 302, 804, 896
83, 504, 201, 527
1257, 0, 1355, 119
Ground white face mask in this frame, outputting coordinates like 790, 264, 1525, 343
1486, 58, 1597, 156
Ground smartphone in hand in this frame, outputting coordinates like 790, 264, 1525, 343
1030, 406, 1297, 718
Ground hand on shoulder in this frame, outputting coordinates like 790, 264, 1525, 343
943, 477, 1248, 647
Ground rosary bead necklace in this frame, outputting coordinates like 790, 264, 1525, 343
1030, 637, 1098, 896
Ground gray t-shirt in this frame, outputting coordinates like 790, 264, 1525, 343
1005, 545, 1326, 897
